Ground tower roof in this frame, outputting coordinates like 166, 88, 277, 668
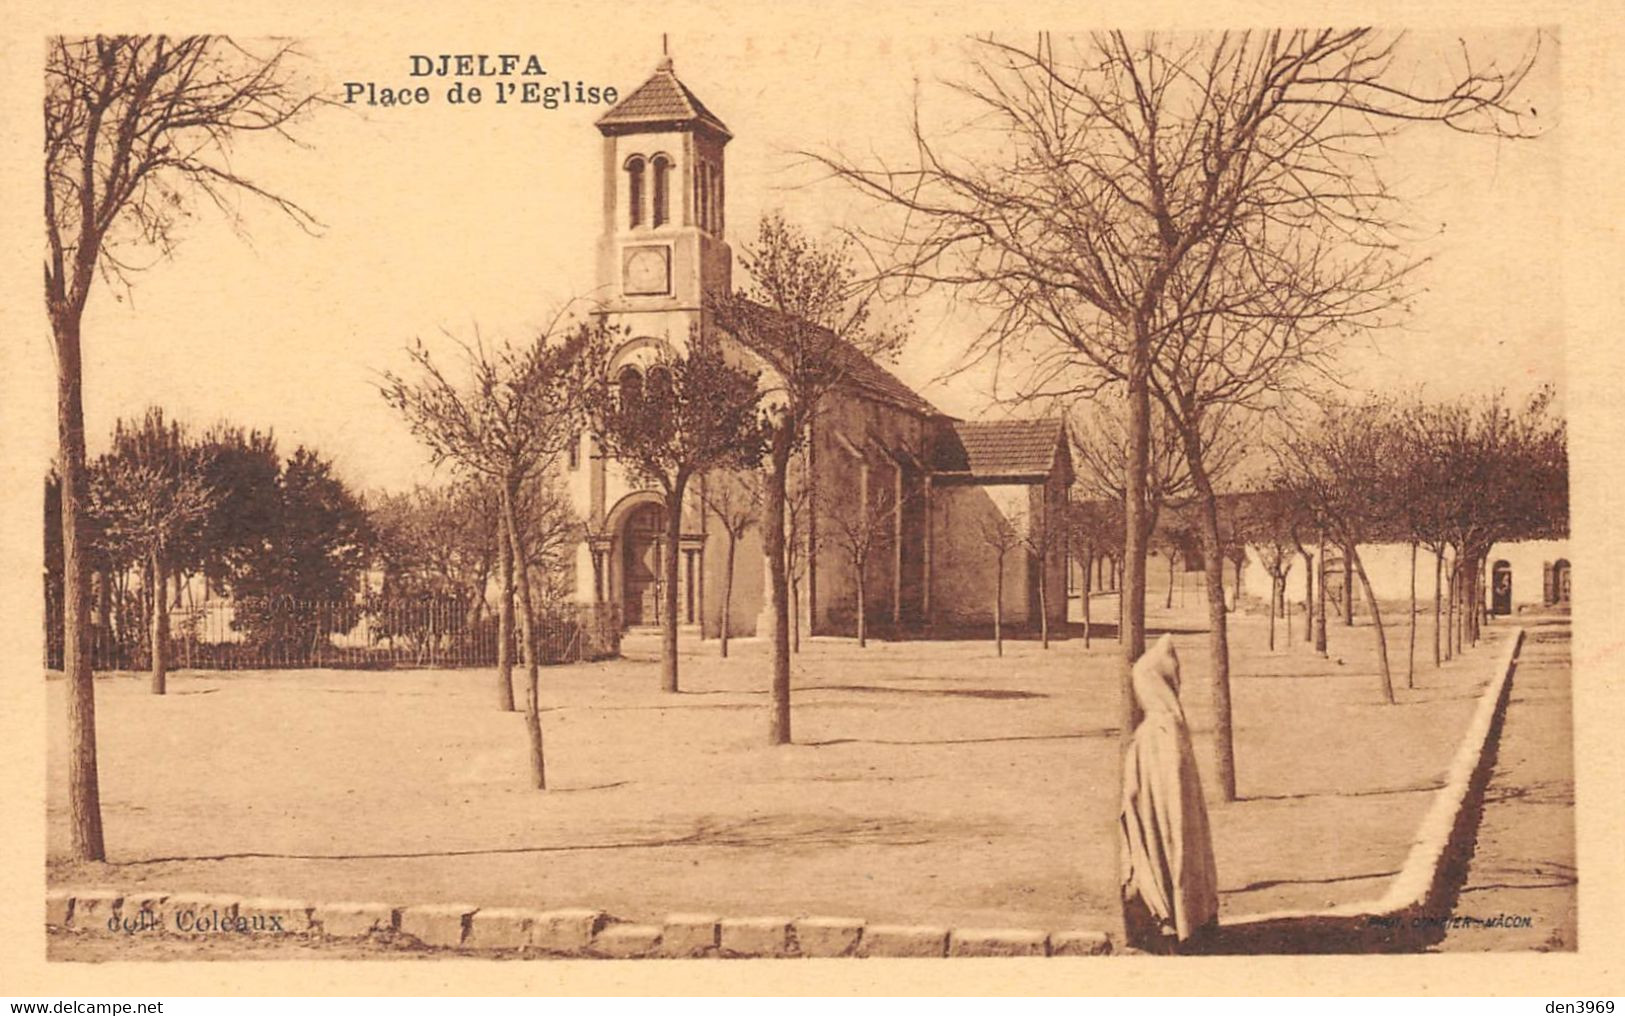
596, 56, 732, 140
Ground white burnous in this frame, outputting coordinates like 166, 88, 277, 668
1118, 634, 1220, 951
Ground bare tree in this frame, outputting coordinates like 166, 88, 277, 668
381, 324, 591, 789
1020, 497, 1062, 649
1278, 399, 1402, 703
45, 35, 323, 860
821, 458, 903, 649
712, 213, 906, 744
699, 469, 762, 658
1251, 498, 1296, 653
585, 330, 765, 690
812, 30, 1539, 779
976, 511, 1024, 657
1064, 498, 1122, 648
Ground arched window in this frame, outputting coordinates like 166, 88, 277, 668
693, 161, 703, 229
617, 365, 644, 409
714, 166, 723, 232
625, 156, 645, 228
697, 162, 710, 232
651, 155, 671, 227
645, 365, 674, 406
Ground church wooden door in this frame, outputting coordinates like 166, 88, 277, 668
622, 502, 664, 626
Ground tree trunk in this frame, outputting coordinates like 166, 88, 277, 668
1433, 548, 1443, 668
500, 479, 546, 789
54, 312, 106, 861
1407, 541, 1417, 689
856, 561, 868, 649
1285, 575, 1293, 646
1082, 550, 1093, 649
465, 557, 489, 631
720, 531, 736, 659
1351, 548, 1395, 705
1342, 552, 1355, 626
1165, 551, 1176, 609
791, 575, 801, 654
495, 515, 516, 711
1314, 539, 1328, 657
993, 555, 1003, 657
150, 552, 169, 694
1121, 353, 1151, 739
1445, 560, 1457, 662
1193, 483, 1237, 803
660, 477, 685, 692
1268, 575, 1276, 652
1038, 551, 1050, 649
1300, 548, 1314, 645
764, 428, 794, 745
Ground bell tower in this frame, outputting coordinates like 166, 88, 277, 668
594, 54, 732, 341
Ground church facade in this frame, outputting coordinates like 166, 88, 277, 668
562, 56, 1073, 641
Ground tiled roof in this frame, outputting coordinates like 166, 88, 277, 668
719, 299, 941, 417
596, 57, 731, 139
936, 418, 1068, 479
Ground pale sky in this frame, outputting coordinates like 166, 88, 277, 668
67, 28, 1563, 493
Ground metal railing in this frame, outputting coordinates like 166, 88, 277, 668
43, 594, 588, 671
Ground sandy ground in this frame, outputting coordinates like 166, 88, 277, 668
1435, 617, 1577, 951
46, 598, 1523, 943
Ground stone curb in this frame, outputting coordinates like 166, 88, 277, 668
43, 889, 1110, 958
1218, 626, 1527, 951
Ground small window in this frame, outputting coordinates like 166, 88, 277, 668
651, 155, 671, 227
625, 156, 645, 228
567, 430, 581, 470
714, 167, 723, 232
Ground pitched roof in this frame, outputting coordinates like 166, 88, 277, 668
719, 299, 941, 418
596, 57, 732, 139
936, 418, 1069, 479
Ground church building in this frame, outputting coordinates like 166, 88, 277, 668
563, 55, 1073, 642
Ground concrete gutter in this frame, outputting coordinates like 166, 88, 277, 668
1210, 626, 1526, 953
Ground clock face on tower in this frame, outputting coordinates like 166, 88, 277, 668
622, 245, 671, 296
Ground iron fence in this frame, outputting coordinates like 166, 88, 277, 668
43, 594, 590, 671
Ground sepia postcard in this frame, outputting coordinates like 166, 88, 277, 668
2, 0, 1623, 998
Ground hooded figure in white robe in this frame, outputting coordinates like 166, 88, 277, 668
1118, 634, 1220, 951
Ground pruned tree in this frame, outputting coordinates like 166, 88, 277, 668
976, 510, 1024, 657
820, 456, 903, 648
88, 408, 215, 694
585, 329, 766, 690
1420, 386, 1568, 650
1020, 496, 1062, 649
1064, 497, 1123, 648
381, 322, 591, 788
1250, 495, 1297, 652
1278, 398, 1403, 703
700, 469, 761, 658
45, 34, 323, 861
711, 213, 907, 744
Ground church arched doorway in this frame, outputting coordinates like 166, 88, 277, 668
621, 501, 665, 627
1552, 558, 1571, 606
